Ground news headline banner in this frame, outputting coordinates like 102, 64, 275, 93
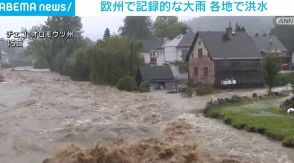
0, 0, 75, 16
0, 0, 294, 16
78, 0, 294, 16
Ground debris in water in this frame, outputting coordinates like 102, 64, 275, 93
47, 139, 240, 163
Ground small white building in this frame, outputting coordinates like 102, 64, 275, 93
139, 30, 195, 82
162, 30, 195, 63
161, 30, 195, 81
140, 39, 165, 65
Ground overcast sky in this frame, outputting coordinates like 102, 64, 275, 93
0, 16, 194, 41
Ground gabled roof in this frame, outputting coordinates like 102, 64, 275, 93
162, 30, 196, 48
187, 31, 262, 61
138, 65, 175, 81
141, 39, 163, 52
250, 35, 288, 53
177, 30, 196, 48
163, 35, 183, 47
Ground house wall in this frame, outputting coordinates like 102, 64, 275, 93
169, 64, 188, 81
292, 52, 294, 63
163, 46, 183, 63
150, 81, 176, 90
214, 59, 263, 88
276, 51, 291, 64
165, 81, 177, 90
157, 50, 165, 65
188, 37, 215, 85
141, 52, 150, 64
164, 46, 176, 62
163, 46, 189, 81
141, 50, 165, 65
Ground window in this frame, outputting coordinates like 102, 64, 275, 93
150, 51, 157, 64
198, 49, 203, 58
182, 49, 189, 60
198, 41, 201, 45
204, 67, 208, 77
194, 67, 198, 76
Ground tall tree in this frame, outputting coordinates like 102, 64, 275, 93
103, 28, 111, 40
153, 16, 188, 39
88, 36, 144, 85
120, 16, 152, 40
25, 16, 84, 71
272, 24, 294, 53
235, 23, 246, 32
263, 53, 280, 93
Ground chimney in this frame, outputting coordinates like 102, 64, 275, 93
224, 22, 233, 40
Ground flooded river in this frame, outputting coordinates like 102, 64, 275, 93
0, 68, 293, 163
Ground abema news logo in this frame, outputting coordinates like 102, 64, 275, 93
0, 0, 75, 16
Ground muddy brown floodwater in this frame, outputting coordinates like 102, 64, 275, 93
0, 68, 293, 163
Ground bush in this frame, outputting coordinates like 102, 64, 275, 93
68, 48, 90, 81
262, 53, 280, 92
88, 37, 144, 85
283, 136, 294, 147
116, 76, 137, 92
195, 84, 214, 95
52, 47, 70, 73
181, 87, 193, 97
280, 96, 294, 111
205, 98, 294, 148
187, 80, 196, 87
33, 57, 50, 69
275, 72, 294, 86
138, 81, 150, 92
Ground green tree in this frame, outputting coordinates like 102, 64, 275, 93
116, 76, 137, 92
263, 53, 280, 93
120, 16, 152, 39
25, 16, 84, 71
235, 23, 246, 32
68, 47, 90, 81
87, 36, 144, 85
103, 28, 111, 40
272, 23, 294, 53
153, 16, 188, 39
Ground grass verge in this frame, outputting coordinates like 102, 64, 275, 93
205, 99, 294, 147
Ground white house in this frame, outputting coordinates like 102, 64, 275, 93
161, 29, 196, 81
140, 39, 165, 65
162, 30, 195, 62
139, 30, 196, 81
